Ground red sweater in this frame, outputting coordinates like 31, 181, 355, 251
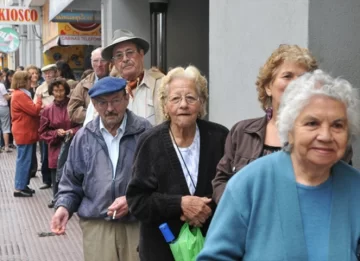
39, 97, 80, 168
11, 89, 42, 145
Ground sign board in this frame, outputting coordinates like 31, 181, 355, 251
49, 0, 74, 21
52, 10, 101, 23
0, 27, 20, 53
0, 6, 40, 25
59, 35, 101, 46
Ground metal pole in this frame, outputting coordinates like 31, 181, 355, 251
149, 0, 168, 73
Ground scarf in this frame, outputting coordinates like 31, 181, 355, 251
125, 71, 144, 98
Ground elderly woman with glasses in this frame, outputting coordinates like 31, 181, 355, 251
11, 71, 42, 197
39, 78, 80, 208
198, 70, 360, 260
212, 44, 353, 204
126, 65, 229, 261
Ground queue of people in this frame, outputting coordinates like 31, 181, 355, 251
2, 28, 360, 261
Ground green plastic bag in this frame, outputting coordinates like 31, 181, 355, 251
169, 223, 205, 261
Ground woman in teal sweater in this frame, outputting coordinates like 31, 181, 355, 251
198, 70, 360, 261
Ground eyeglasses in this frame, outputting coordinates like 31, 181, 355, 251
92, 59, 107, 64
167, 95, 200, 105
95, 96, 124, 109
112, 50, 137, 61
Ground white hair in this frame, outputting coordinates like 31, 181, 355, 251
277, 69, 360, 151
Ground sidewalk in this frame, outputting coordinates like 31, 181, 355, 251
0, 148, 83, 261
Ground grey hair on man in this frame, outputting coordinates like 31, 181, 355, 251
277, 69, 360, 151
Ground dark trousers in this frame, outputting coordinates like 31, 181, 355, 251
29, 143, 38, 179
40, 141, 51, 185
50, 168, 59, 199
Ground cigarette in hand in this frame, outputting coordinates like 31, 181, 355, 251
112, 210, 117, 220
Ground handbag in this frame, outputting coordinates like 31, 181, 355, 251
56, 133, 72, 182
168, 223, 205, 261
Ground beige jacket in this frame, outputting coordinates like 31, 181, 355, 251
127, 68, 164, 125
33, 82, 54, 106
67, 72, 96, 124
83, 68, 165, 126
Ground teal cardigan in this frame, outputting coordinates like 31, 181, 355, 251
198, 151, 360, 261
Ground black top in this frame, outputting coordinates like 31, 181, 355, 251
261, 144, 282, 157
126, 119, 229, 261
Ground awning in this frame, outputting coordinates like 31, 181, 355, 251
43, 35, 101, 53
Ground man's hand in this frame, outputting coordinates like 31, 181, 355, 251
51, 206, 70, 235
180, 196, 212, 227
107, 196, 128, 219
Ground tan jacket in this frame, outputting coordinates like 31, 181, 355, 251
33, 82, 54, 106
67, 72, 96, 124
127, 68, 164, 125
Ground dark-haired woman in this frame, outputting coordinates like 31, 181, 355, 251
39, 78, 80, 207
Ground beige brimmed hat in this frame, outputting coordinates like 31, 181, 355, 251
101, 29, 150, 61
41, 64, 57, 72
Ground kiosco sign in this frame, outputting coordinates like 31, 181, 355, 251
0, 6, 40, 25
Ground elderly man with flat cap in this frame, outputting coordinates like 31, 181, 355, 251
51, 77, 151, 261
99, 29, 164, 126
34, 64, 57, 190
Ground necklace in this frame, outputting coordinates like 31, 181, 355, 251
169, 127, 196, 191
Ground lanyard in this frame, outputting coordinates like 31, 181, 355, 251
169, 127, 196, 191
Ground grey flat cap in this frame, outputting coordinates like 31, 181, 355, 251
101, 29, 150, 61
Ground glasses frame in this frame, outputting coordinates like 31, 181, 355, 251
112, 49, 137, 61
167, 95, 200, 105
94, 95, 125, 109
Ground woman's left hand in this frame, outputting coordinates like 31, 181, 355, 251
180, 196, 212, 227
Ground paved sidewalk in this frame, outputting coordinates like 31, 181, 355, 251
0, 148, 83, 261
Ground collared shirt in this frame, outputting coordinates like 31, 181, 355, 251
99, 113, 127, 178
127, 70, 156, 125
173, 125, 200, 195
82, 75, 100, 126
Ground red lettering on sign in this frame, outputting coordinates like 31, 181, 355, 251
5, 8, 9, 21
10, 9, 18, 21
31, 10, 38, 21
18, 9, 24, 21
0, 9, 5, 21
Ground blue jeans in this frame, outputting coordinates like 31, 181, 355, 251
41, 141, 51, 185
14, 144, 34, 190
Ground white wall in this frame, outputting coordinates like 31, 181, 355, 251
309, 0, 360, 168
209, 0, 309, 128
101, 0, 151, 68
167, 0, 209, 76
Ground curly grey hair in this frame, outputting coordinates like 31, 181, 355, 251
277, 69, 360, 151
158, 65, 208, 120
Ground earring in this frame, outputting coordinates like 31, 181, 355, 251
265, 96, 273, 121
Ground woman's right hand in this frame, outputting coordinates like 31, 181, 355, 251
180, 196, 212, 227
57, 129, 66, 137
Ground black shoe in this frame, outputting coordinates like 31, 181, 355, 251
14, 190, 33, 197
24, 186, 35, 194
48, 200, 55, 208
39, 184, 51, 189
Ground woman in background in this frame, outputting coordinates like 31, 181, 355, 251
39, 78, 80, 208
212, 44, 352, 204
11, 71, 42, 197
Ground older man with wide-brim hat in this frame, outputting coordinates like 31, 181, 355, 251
51, 76, 152, 261
99, 29, 164, 126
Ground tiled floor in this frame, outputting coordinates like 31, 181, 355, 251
0, 148, 83, 261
